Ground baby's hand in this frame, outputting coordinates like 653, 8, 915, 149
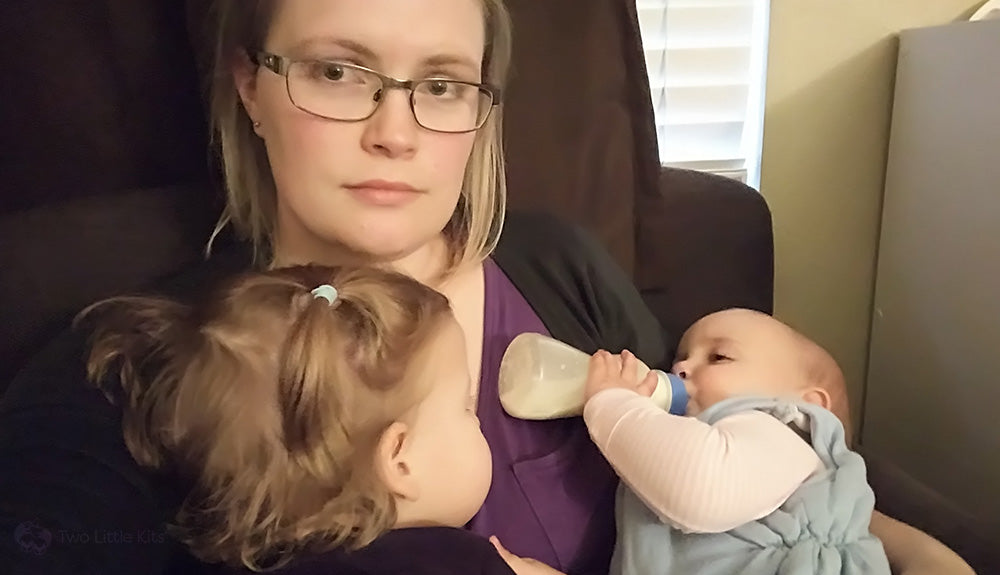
583, 349, 659, 404
490, 536, 566, 575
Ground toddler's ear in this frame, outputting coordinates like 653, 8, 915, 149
799, 387, 832, 411
374, 422, 420, 501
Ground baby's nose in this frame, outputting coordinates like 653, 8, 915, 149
671, 361, 689, 380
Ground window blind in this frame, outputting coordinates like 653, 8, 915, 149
637, 0, 770, 187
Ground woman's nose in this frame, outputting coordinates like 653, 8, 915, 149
361, 90, 419, 158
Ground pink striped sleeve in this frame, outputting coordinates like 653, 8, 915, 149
582, 388, 823, 533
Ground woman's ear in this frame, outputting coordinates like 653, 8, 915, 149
232, 49, 261, 124
799, 386, 832, 411
374, 421, 420, 502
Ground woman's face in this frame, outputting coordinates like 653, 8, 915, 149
237, 0, 486, 266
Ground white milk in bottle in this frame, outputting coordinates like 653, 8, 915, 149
498, 332, 688, 420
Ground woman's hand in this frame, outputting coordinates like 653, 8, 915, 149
490, 536, 567, 575
584, 349, 659, 404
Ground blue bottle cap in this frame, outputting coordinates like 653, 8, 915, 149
664, 372, 689, 415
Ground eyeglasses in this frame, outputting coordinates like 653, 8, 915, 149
252, 51, 502, 134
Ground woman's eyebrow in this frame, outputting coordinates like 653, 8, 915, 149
287, 37, 377, 60
420, 54, 480, 76
286, 36, 479, 76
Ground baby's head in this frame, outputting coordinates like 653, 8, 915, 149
78, 264, 491, 569
673, 308, 850, 431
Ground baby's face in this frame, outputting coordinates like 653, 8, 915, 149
672, 309, 807, 416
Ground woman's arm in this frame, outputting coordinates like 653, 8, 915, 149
871, 511, 976, 575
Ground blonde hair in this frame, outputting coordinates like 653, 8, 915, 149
76, 265, 453, 570
206, 0, 513, 273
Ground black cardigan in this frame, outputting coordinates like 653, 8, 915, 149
493, 211, 669, 369
0, 211, 669, 575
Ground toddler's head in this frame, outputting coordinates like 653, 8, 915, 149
78, 264, 491, 570
672, 308, 850, 432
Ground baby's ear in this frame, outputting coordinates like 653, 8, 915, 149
374, 422, 420, 501
799, 386, 832, 411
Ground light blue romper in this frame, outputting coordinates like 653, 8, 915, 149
610, 397, 891, 575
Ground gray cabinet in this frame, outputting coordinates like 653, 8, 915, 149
863, 19, 1000, 527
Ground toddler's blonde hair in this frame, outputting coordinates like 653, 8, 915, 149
77, 264, 452, 570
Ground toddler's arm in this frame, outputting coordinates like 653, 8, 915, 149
583, 388, 823, 533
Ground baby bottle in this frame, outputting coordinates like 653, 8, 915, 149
498, 332, 689, 420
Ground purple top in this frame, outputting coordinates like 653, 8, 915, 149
466, 259, 619, 575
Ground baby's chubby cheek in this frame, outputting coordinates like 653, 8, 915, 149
681, 380, 699, 416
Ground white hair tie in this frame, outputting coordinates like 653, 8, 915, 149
311, 284, 339, 306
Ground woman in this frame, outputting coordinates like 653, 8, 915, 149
0, 1, 972, 574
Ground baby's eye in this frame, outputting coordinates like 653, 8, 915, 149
709, 353, 731, 363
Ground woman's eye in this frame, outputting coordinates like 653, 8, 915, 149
304, 62, 361, 83
427, 81, 452, 96
300, 62, 347, 81
423, 80, 473, 99
322, 65, 344, 81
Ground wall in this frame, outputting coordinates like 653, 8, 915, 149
863, 18, 1000, 530
758, 0, 984, 435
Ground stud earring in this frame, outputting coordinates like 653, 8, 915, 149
253, 121, 261, 128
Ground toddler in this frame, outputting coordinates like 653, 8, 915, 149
77, 264, 515, 574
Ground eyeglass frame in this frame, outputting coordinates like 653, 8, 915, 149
250, 50, 503, 134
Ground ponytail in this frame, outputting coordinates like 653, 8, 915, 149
279, 294, 350, 472
75, 295, 196, 469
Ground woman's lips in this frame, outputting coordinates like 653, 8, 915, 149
345, 180, 422, 207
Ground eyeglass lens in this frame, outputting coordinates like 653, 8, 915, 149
285, 61, 492, 132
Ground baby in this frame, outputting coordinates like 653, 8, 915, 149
497, 307, 891, 575
580, 308, 891, 575
77, 264, 515, 574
